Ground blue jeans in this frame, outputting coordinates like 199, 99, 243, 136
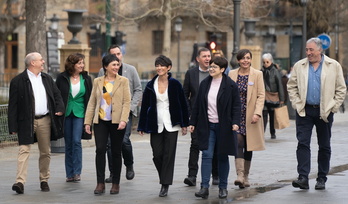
64, 115, 83, 178
201, 123, 230, 189
296, 105, 333, 181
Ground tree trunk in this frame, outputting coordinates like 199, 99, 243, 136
162, 0, 171, 57
25, 0, 47, 72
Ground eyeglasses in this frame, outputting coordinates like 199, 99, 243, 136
208, 65, 220, 69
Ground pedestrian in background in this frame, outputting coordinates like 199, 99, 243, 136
138, 55, 189, 197
229, 49, 265, 189
56, 53, 92, 182
9, 52, 65, 194
191, 57, 241, 199
261, 53, 284, 139
97, 45, 142, 182
84, 54, 131, 195
288, 37, 346, 190
183, 48, 220, 187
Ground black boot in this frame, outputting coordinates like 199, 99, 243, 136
195, 187, 209, 199
159, 184, 169, 197
126, 165, 135, 180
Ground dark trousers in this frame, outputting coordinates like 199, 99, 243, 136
263, 104, 275, 135
150, 128, 178, 185
94, 120, 125, 184
187, 130, 218, 178
106, 113, 133, 175
296, 105, 333, 181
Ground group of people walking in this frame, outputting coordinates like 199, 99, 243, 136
8, 37, 346, 199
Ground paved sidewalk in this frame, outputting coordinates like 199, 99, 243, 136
1, 111, 348, 204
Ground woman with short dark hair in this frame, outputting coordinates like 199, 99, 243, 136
138, 55, 189, 197
84, 54, 131, 195
191, 57, 241, 199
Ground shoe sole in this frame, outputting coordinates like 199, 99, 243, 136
184, 178, 196, 186
12, 185, 24, 194
195, 193, 208, 199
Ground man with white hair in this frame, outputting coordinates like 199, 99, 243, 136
8, 52, 65, 194
288, 37, 346, 190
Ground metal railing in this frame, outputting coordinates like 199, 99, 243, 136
0, 104, 18, 147
0, 73, 17, 104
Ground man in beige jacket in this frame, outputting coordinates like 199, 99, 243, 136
287, 37, 346, 190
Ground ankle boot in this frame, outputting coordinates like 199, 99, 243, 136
234, 158, 245, 188
244, 160, 251, 187
110, 183, 120, 194
195, 187, 209, 199
94, 183, 105, 195
126, 165, 135, 180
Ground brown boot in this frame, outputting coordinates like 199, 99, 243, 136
244, 160, 251, 187
110, 183, 120, 194
94, 183, 105, 195
234, 158, 245, 188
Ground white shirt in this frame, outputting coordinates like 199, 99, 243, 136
27, 70, 49, 116
154, 77, 180, 133
71, 81, 80, 98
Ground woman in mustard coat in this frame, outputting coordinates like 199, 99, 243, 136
228, 49, 265, 188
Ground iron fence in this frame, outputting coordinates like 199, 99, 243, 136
0, 104, 18, 147
0, 73, 17, 104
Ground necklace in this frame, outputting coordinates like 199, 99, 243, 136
72, 75, 79, 81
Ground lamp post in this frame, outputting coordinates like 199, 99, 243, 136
230, 0, 241, 69
268, 24, 275, 55
47, 14, 60, 77
301, 0, 308, 58
175, 17, 182, 79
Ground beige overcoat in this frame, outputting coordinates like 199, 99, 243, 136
229, 67, 266, 151
84, 75, 131, 125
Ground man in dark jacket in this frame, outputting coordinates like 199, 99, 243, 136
8, 52, 65, 194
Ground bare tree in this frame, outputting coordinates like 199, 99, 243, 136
25, 0, 47, 69
88, 0, 274, 57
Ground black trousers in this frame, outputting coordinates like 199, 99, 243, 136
150, 128, 178, 185
94, 120, 125, 184
263, 104, 275, 135
187, 130, 219, 178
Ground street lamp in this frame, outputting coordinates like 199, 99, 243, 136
301, 0, 308, 58
268, 24, 275, 55
175, 17, 182, 79
230, 0, 241, 69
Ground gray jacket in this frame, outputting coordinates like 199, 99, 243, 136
98, 63, 142, 117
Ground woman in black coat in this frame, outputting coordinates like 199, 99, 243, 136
138, 55, 189, 197
190, 57, 241, 199
56, 53, 92, 182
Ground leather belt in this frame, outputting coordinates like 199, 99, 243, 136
306, 104, 320, 108
35, 113, 49, 119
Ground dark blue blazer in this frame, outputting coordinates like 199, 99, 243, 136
137, 73, 189, 133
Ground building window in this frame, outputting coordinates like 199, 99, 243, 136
153, 30, 163, 54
